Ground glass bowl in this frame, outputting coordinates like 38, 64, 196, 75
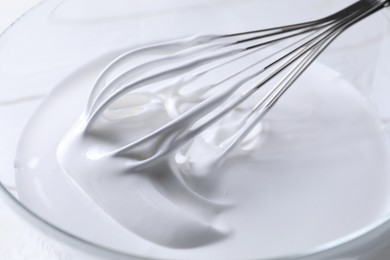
1, 0, 390, 259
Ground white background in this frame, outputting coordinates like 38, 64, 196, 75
1, 1, 390, 260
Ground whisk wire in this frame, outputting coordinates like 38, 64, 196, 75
82, 0, 389, 170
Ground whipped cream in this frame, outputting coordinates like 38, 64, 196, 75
3, 0, 389, 259
14, 54, 390, 259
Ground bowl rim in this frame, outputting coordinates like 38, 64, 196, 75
1, 0, 390, 259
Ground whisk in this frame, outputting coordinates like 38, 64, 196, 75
83, 0, 389, 170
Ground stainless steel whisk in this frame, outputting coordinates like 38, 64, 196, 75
83, 0, 389, 170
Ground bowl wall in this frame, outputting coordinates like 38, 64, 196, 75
1, 0, 390, 259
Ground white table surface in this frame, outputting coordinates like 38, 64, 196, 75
1, 1, 390, 260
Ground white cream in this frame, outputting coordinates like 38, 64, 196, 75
14, 53, 390, 259
1, 0, 387, 259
